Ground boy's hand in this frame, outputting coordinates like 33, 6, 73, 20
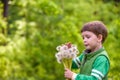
64, 68, 73, 79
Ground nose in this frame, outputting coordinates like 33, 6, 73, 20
83, 38, 87, 43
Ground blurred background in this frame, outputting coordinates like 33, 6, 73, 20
0, 0, 120, 80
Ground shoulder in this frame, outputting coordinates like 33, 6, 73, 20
93, 55, 110, 70
92, 55, 110, 77
94, 55, 110, 65
95, 55, 108, 62
95, 49, 110, 64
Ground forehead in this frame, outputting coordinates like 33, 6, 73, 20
81, 31, 96, 36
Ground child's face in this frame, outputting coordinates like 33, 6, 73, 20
81, 31, 102, 52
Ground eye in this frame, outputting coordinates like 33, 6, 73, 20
82, 34, 91, 40
86, 35, 90, 39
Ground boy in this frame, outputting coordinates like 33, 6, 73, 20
64, 21, 110, 80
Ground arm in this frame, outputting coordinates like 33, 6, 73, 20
90, 56, 110, 80
65, 69, 98, 80
65, 56, 110, 80
72, 54, 83, 69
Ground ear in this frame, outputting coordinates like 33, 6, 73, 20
97, 34, 102, 43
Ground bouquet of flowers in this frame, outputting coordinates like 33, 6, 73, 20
55, 42, 79, 80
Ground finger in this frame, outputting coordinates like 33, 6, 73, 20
64, 73, 68, 78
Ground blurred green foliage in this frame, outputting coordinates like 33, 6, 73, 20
0, 0, 120, 80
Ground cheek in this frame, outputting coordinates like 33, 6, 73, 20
89, 38, 98, 45
88, 38, 95, 42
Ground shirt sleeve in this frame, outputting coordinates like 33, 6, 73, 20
72, 53, 83, 69
74, 74, 98, 80
73, 56, 110, 80
91, 56, 110, 80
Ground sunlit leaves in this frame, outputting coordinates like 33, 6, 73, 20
0, 0, 120, 80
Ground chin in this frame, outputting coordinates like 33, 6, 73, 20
86, 47, 91, 50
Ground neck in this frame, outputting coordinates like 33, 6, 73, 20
91, 44, 102, 53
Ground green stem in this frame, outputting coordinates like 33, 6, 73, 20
62, 58, 72, 80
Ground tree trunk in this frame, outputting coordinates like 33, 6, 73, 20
2, 0, 9, 17
1, 0, 9, 35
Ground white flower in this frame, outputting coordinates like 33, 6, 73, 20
56, 46, 61, 51
55, 42, 79, 63
55, 42, 79, 80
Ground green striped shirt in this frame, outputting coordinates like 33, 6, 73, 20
72, 47, 110, 80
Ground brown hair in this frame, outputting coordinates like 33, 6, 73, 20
81, 21, 108, 43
